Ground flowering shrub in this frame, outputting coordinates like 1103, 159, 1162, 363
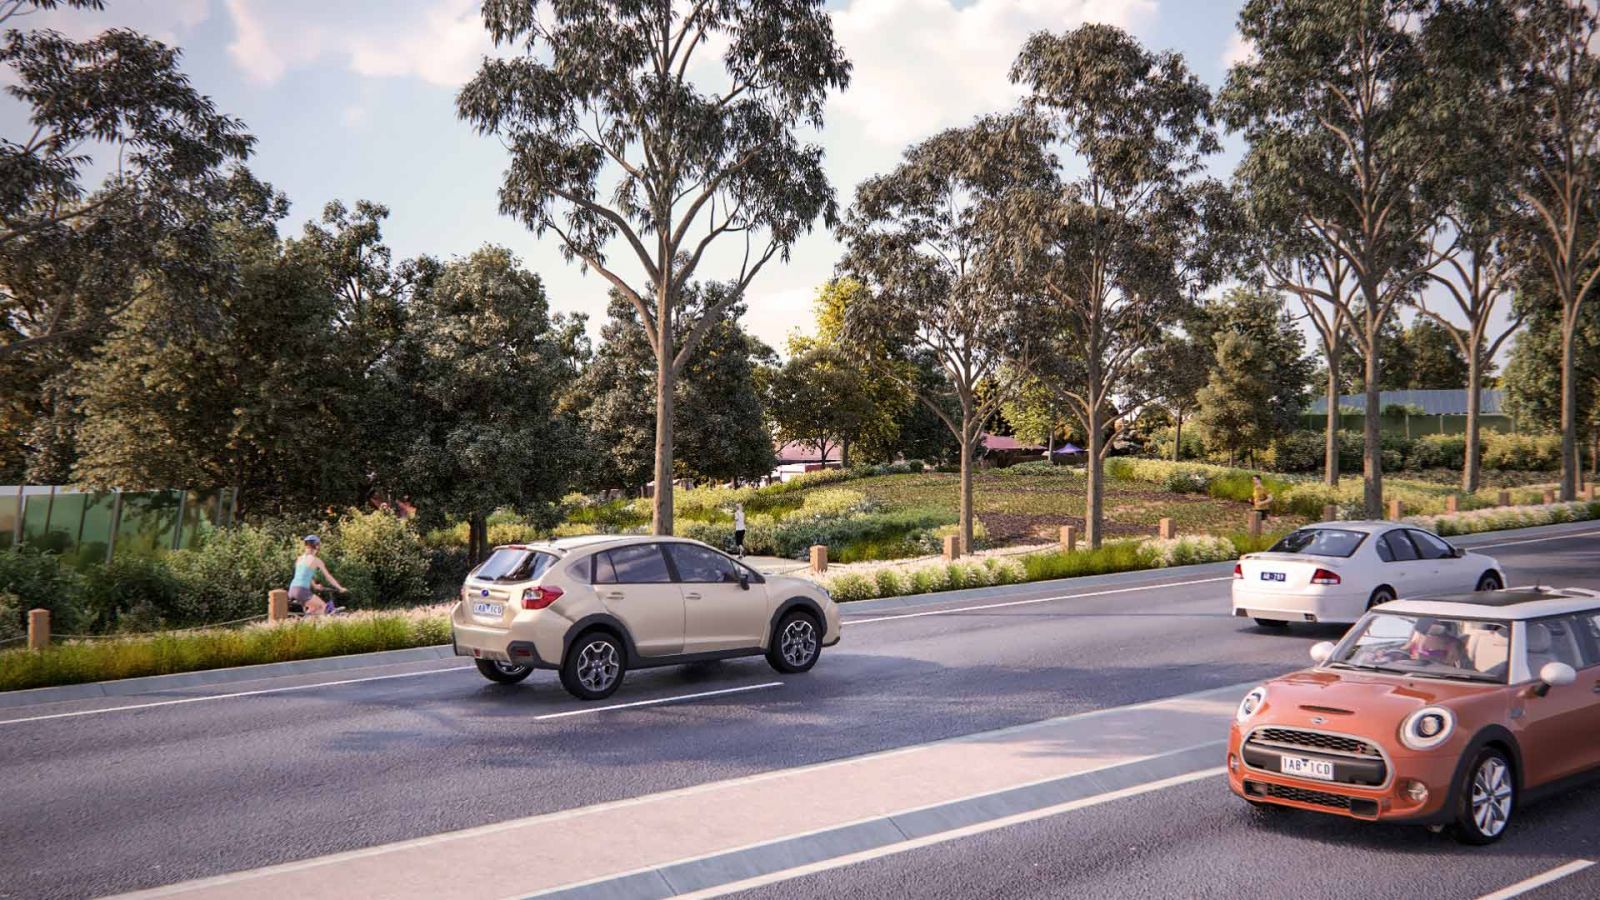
1405, 501, 1600, 537
1137, 534, 1238, 568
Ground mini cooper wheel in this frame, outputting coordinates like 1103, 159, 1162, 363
1367, 586, 1396, 610
1475, 572, 1503, 592
767, 611, 821, 674
474, 658, 533, 684
1453, 747, 1515, 845
560, 633, 626, 700
1253, 618, 1289, 629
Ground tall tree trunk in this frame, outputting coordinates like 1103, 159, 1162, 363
841, 438, 851, 469
469, 513, 487, 566
958, 414, 975, 554
1173, 412, 1183, 462
1560, 321, 1579, 501
1048, 429, 1056, 466
1324, 339, 1341, 487
652, 309, 675, 535
1362, 314, 1383, 518
1463, 352, 1482, 494
1085, 402, 1104, 550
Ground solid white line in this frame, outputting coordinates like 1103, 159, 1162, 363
670, 767, 1228, 899
1473, 529, 1600, 550
0, 666, 471, 727
841, 576, 1233, 626
1476, 859, 1595, 900
532, 682, 783, 720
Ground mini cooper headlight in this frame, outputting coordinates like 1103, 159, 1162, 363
1236, 686, 1268, 723
1400, 706, 1456, 751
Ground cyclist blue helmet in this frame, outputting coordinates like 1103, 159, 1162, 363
303, 535, 321, 546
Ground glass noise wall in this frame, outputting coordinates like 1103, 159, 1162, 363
1, 487, 235, 568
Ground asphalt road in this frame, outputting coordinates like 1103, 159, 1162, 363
2, 524, 1598, 899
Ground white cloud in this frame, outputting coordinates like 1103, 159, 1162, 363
223, 0, 491, 87
7, 0, 209, 43
828, 0, 1158, 145
1221, 29, 1253, 69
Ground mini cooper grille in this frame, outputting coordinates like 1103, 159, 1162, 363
1253, 728, 1380, 758
1261, 783, 1351, 811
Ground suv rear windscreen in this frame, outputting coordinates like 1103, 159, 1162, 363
473, 548, 557, 582
1268, 528, 1365, 558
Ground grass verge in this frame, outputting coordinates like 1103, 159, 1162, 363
0, 607, 452, 694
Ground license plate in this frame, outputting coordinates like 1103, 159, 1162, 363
1261, 572, 1287, 582
472, 601, 504, 618
1281, 755, 1335, 781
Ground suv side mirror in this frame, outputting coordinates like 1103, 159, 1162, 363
1310, 641, 1335, 664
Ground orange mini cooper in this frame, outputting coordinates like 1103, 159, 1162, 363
1228, 587, 1600, 843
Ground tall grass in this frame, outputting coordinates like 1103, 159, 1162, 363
0, 609, 452, 693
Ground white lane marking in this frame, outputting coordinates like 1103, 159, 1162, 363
842, 576, 1233, 626
0, 666, 472, 727
533, 682, 782, 720
671, 767, 1228, 899
1476, 859, 1595, 900
111, 684, 1254, 899
1473, 529, 1600, 550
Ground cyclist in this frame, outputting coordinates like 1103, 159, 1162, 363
289, 535, 347, 615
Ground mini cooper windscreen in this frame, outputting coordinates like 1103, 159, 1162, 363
1328, 613, 1510, 684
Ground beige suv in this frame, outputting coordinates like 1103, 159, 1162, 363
451, 535, 842, 699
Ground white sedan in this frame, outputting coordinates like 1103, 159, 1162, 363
1231, 521, 1504, 628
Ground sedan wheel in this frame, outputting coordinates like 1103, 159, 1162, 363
560, 633, 626, 700
1476, 572, 1503, 592
1454, 748, 1514, 844
1367, 587, 1396, 611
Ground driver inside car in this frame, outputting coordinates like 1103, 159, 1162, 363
1406, 620, 1465, 666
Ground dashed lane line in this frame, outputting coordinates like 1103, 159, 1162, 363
841, 576, 1234, 626
533, 682, 783, 720
1476, 859, 1595, 900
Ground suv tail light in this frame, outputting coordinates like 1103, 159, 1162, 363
522, 585, 564, 610
1233, 563, 1243, 579
1310, 568, 1341, 585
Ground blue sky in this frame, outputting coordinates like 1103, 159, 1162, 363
5, 0, 1258, 350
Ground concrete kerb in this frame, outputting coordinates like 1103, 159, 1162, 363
4, 517, 1595, 711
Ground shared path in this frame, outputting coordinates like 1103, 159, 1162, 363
2, 521, 1597, 900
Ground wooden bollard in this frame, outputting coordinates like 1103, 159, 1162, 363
1158, 517, 1175, 540
1544, 490, 1556, 506
809, 544, 828, 574
1585, 485, 1596, 501
1247, 511, 1262, 538
1445, 495, 1458, 514
1059, 525, 1077, 553
1322, 504, 1337, 522
1388, 499, 1403, 520
1498, 490, 1511, 507
27, 608, 49, 651
942, 534, 961, 560
268, 588, 289, 623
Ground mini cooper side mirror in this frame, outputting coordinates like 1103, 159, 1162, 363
1310, 641, 1335, 664
1531, 661, 1578, 697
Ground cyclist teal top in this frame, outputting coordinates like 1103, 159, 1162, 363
290, 557, 317, 590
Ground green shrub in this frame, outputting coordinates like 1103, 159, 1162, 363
1481, 433, 1562, 471
328, 510, 430, 608
164, 524, 290, 625
824, 573, 874, 603
78, 558, 185, 632
999, 461, 1058, 477
1136, 535, 1237, 568
1270, 430, 1326, 474
873, 568, 906, 597
1409, 434, 1466, 470
1022, 541, 1145, 581
0, 548, 86, 634
1406, 500, 1600, 537
0, 592, 24, 643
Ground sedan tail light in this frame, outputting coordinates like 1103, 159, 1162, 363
1310, 568, 1341, 585
522, 585, 564, 610
1233, 563, 1243, 579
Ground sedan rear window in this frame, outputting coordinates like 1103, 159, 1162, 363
1268, 528, 1366, 558
473, 548, 557, 583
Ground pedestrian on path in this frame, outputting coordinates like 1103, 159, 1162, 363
1251, 476, 1273, 522
289, 535, 347, 616
733, 503, 747, 559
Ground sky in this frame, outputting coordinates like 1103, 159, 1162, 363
4, 0, 1278, 353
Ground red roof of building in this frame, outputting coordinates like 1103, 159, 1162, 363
774, 441, 841, 464
981, 433, 1043, 452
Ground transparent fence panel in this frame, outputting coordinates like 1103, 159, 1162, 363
73, 492, 118, 568
19, 486, 53, 550
114, 490, 183, 560
43, 491, 86, 557
177, 489, 221, 551
0, 488, 18, 552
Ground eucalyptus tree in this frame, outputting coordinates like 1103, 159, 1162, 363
1508, 0, 1600, 498
996, 25, 1224, 548
839, 117, 1043, 553
457, 0, 849, 534
1219, 0, 1462, 516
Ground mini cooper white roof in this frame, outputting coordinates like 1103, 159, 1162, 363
1379, 587, 1600, 621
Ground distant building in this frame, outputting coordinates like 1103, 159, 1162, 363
980, 433, 1046, 467
1303, 389, 1514, 436
771, 441, 842, 482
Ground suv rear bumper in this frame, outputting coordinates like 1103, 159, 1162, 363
451, 604, 565, 669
